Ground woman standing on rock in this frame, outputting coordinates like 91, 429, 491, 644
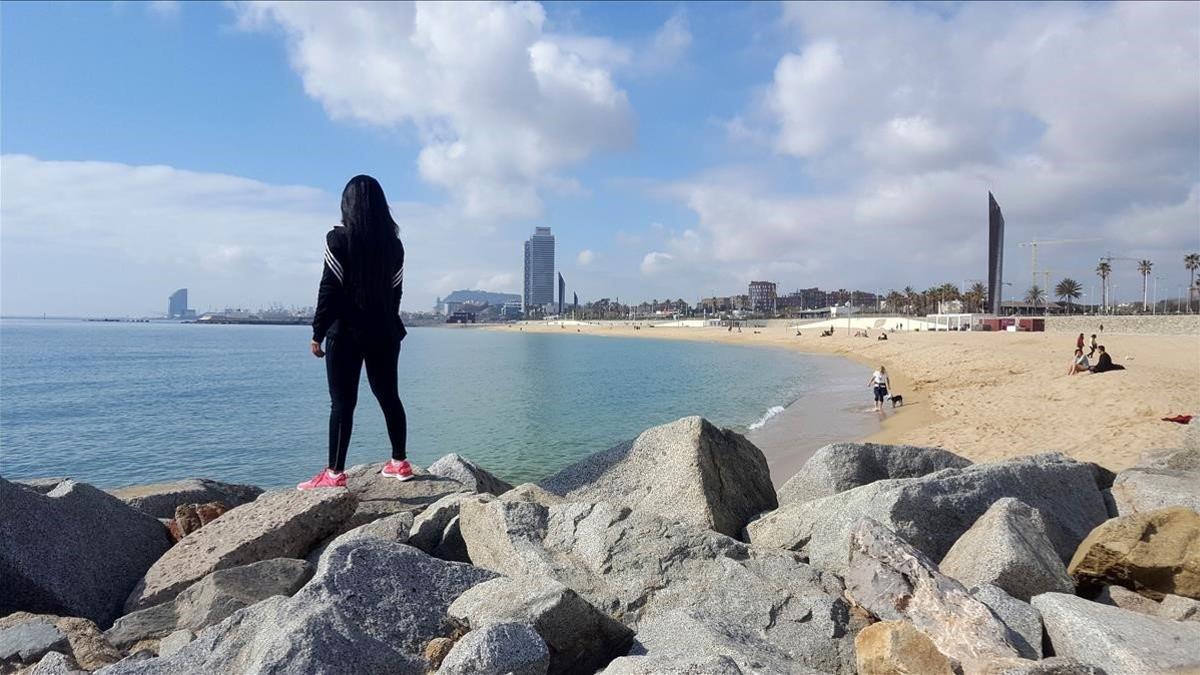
299, 175, 413, 490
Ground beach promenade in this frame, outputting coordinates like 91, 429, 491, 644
505, 320, 1200, 474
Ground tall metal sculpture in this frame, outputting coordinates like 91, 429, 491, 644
988, 192, 1005, 315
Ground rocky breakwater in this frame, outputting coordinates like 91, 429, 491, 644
2, 416, 1198, 674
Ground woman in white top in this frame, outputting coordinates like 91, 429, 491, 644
1068, 348, 1090, 375
868, 366, 890, 412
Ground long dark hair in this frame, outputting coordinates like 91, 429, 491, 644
340, 175, 400, 316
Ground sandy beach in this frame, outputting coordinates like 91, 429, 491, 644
500, 322, 1200, 478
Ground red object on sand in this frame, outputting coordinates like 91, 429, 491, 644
1162, 415, 1194, 424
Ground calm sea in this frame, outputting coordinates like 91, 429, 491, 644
0, 319, 872, 489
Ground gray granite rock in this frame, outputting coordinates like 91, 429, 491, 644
458, 498, 858, 673
940, 498, 1074, 602
498, 483, 564, 506
777, 442, 971, 506
101, 540, 498, 674
308, 511, 415, 563
428, 454, 513, 496
408, 493, 480, 563
449, 575, 633, 674
0, 478, 171, 627
971, 584, 1044, 659
538, 416, 777, 538
436, 622, 548, 675
123, 488, 354, 612
1033, 592, 1200, 673
26, 651, 85, 675
603, 653, 747, 674
747, 453, 1108, 575
106, 558, 314, 649
973, 656, 1100, 674
1093, 584, 1161, 616
108, 479, 263, 519
1110, 446, 1200, 515
0, 617, 67, 665
341, 463, 470, 531
1159, 594, 1200, 622
604, 608, 826, 674
154, 631, 192, 659
844, 518, 1022, 668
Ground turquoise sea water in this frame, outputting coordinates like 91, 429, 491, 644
0, 319, 870, 489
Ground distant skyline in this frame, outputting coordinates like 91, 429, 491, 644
2, 1, 1198, 316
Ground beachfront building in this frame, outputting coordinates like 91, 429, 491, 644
988, 192, 1006, 315
523, 227, 555, 314
167, 288, 191, 319
557, 273, 566, 316
749, 281, 777, 314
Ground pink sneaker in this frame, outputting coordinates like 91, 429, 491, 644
381, 459, 414, 481
297, 469, 347, 490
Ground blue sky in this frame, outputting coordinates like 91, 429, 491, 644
2, 1, 1198, 316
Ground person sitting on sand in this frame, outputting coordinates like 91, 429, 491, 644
1068, 348, 1090, 375
1089, 345, 1126, 373
877, 333, 888, 341
868, 366, 890, 412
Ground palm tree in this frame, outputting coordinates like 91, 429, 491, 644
1137, 259, 1153, 311
1185, 253, 1199, 313
968, 282, 988, 313
886, 291, 904, 314
1025, 285, 1045, 311
1095, 261, 1111, 312
1055, 278, 1082, 314
903, 286, 917, 316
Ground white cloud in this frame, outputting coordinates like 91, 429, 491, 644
576, 249, 595, 267
645, 11, 691, 71
473, 272, 517, 292
234, 1, 634, 221
0, 155, 527, 316
668, 2, 1200, 299
640, 251, 674, 275
146, 1, 180, 18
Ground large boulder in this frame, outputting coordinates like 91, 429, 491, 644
458, 498, 859, 673
108, 479, 263, 519
101, 540, 498, 674
428, 454, 513, 496
939, 498, 1074, 602
0, 478, 171, 627
604, 609, 825, 675
106, 558, 314, 649
409, 493, 480, 563
1032, 592, 1200, 673
449, 575, 633, 674
853, 620, 955, 675
970, 584, 1043, 659
1160, 594, 1200, 622
0, 616, 68, 668
436, 622, 548, 675
0, 613, 121, 673
538, 417, 777, 538
1067, 506, 1200, 600
308, 511, 415, 564
777, 442, 971, 506
1110, 446, 1200, 515
844, 518, 1022, 668
747, 453, 1108, 575
123, 488, 355, 612
341, 463, 469, 531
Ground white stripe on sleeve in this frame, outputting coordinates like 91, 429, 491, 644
324, 244, 343, 283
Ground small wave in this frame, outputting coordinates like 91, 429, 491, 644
749, 405, 787, 431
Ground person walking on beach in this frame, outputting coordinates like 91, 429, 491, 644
868, 366, 890, 412
299, 175, 412, 490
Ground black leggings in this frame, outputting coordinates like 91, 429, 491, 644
325, 330, 407, 472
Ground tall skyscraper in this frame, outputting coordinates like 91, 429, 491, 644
523, 227, 555, 312
988, 192, 1005, 315
557, 272, 566, 315
167, 288, 188, 319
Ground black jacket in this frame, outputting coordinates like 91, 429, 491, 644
312, 226, 406, 343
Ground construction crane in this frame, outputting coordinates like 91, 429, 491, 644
1017, 238, 1101, 291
